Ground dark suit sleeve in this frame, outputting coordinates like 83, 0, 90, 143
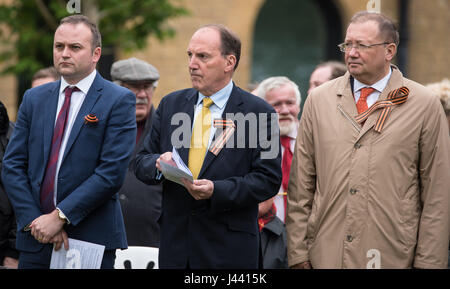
133, 97, 164, 185
57, 89, 137, 226
210, 108, 282, 213
1, 90, 42, 230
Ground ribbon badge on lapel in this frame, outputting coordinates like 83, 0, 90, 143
355, 86, 409, 133
209, 119, 236, 156
84, 113, 99, 125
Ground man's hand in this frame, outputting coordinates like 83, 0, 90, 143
156, 152, 173, 171
2, 257, 19, 269
182, 178, 214, 200
50, 229, 69, 251
30, 210, 65, 243
290, 261, 312, 269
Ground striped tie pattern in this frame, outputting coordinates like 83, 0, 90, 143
355, 86, 409, 133
40, 86, 79, 213
188, 97, 214, 179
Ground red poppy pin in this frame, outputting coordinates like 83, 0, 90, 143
84, 114, 99, 125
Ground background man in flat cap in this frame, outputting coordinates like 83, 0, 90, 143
111, 57, 162, 248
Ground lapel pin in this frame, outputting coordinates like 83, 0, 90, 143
84, 114, 99, 125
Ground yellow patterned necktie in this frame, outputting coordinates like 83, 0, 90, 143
189, 97, 214, 179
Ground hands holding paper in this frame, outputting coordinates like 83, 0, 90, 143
182, 178, 214, 200
156, 151, 174, 171
157, 150, 214, 200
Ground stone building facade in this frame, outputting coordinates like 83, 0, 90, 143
1, 0, 448, 120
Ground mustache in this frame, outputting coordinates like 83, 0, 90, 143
136, 98, 149, 105
278, 114, 295, 122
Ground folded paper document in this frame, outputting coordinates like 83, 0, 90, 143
50, 238, 105, 269
159, 147, 193, 186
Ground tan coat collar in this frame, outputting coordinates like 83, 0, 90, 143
336, 65, 406, 140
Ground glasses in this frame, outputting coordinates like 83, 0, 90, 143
338, 42, 390, 52
123, 82, 154, 93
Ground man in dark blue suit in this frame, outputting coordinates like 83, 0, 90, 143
134, 24, 282, 268
1, 15, 136, 269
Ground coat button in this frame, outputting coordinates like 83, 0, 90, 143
349, 188, 357, 195
354, 143, 362, 149
346, 235, 353, 242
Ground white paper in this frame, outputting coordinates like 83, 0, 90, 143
159, 147, 193, 186
172, 147, 192, 176
50, 238, 105, 269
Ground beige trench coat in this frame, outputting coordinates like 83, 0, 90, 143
286, 66, 450, 269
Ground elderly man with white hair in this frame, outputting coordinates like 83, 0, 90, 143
255, 76, 301, 224
253, 76, 301, 269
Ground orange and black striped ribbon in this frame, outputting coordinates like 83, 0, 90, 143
355, 86, 409, 132
209, 119, 235, 155
84, 113, 99, 124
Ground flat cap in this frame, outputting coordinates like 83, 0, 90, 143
111, 57, 160, 83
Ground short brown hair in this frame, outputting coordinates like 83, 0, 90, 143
200, 24, 241, 71
59, 14, 102, 51
315, 61, 347, 80
32, 67, 60, 82
350, 11, 400, 46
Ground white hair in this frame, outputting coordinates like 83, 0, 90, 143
255, 76, 301, 105
426, 78, 450, 113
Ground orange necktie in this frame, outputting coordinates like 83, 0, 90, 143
356, 87, 376, 114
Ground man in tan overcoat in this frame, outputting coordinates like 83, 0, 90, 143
286, 11, 450, 269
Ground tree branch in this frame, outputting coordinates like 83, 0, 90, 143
34, 0, 58, 29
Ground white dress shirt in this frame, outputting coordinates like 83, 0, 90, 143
273, 125, 297, 223
53, 69, 97, 206
193, 79, 233, 150
354, 68, 392, 107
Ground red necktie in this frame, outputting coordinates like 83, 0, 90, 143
356, 87, 376, 114
40, 86, 79, 214
281, 136, 293, 218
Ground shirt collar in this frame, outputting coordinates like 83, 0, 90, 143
59, 69, 97, 95
353, 68, 392, 93
287, 122, 298, 140
197, 79, 233, 109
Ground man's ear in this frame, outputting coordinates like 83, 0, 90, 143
385, 43, 397, 62
92, 46, 102, 63
225, 54, 237, 73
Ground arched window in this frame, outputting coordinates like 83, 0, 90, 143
252, 0, 343, 111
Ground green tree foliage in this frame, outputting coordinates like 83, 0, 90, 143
0, 0, 187, 79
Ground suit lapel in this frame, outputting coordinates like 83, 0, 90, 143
336, 73, 362, 134
197, 84, 244, 179
178, 89, 198, 166
42, 82, 61, 175
61, 73, 103, 163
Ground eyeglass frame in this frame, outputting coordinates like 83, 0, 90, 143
337, 42, 392, 53
121, 81, 155, 93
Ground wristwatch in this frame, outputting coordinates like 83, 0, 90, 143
56, 207, 70, 224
